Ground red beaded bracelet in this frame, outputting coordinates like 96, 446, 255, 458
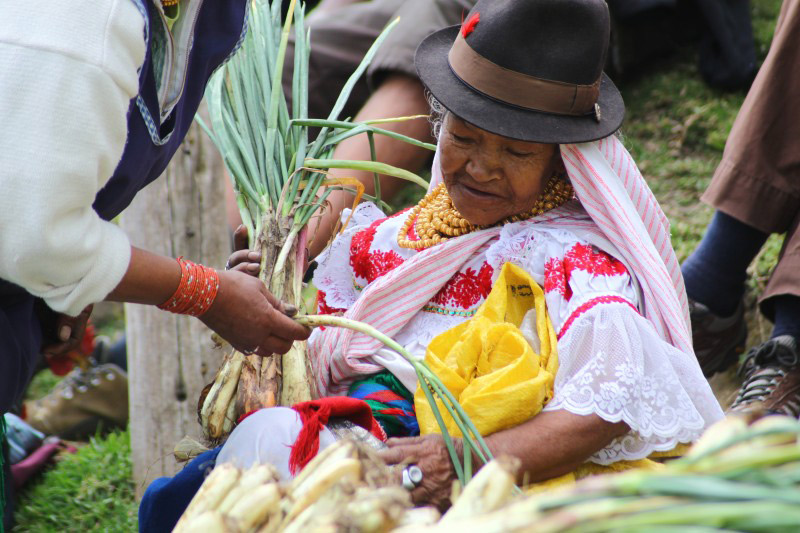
157, 257, 220, 317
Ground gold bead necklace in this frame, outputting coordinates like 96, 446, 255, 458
161, 0, 179, 7
397, 174, 574, 250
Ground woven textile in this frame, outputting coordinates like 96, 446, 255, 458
348, 371, 419, 438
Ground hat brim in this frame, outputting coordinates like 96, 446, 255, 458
415, 26, 625, 144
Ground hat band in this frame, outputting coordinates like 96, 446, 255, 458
447, 34, 600, 116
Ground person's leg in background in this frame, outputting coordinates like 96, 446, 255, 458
681, 211, 766, 376
730, 213, 800, 415
681, 0, 800, 414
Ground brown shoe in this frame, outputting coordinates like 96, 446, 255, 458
728, 336, 800, 417
24, 363, 128, 440
689, 299, 747, 377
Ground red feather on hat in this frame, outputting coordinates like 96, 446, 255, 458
462, 12, 480, 38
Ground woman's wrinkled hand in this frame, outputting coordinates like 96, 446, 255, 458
201, 269, 310, 356
226, 224, 262, 277
378, 435, 459, 511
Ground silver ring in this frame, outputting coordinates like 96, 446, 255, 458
225, 260, 232, 270
401, 465, 423, 491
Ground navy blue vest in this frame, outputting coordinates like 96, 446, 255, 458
0, 0, 247, 412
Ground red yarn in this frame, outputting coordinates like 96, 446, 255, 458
462, 12, 480, 38
288, 397, 386, 475
158, 257, 220, 317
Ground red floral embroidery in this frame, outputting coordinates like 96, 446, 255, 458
431, 263, 494, 309
365, 250, 405, 283
544, 257, 572, 300
350, 218, 405, 283
564, 243, 627, 278
544, 243, 628, 300
316, 290, 346, 316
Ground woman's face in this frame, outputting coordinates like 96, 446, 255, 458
439, 114, 562, 227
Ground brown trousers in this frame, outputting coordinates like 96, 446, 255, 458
283, 0, 474, 123
702, 0, 800, 317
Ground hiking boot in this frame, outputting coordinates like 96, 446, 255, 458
689, 299, 747, 377
728, 335, 800, 417
24, 363, 129, 440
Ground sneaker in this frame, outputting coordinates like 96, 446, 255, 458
24, 363, 129, 440
689, 299, 747, 377
4, 413, 44, 464
729, 335, 800, 417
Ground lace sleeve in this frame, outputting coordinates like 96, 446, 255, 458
312, 202, 386, 310
543, 300, 723, 464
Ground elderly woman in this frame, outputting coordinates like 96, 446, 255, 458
228, 0, 721, 503
140, 0, 722, 525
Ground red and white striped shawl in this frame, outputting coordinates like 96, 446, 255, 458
310, 135, 693, 397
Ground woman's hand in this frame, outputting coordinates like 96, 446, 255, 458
40, 304, 93, 358
201, 269, 310, 356
378, 435, 458, 511
226, 224, 262, 277
107, 246, 310, 356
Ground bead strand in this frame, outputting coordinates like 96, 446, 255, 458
398, 174, 574, 250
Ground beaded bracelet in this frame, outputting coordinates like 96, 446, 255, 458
157, 257, 220, 317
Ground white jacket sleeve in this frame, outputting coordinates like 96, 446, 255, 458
0, 1, 146, 315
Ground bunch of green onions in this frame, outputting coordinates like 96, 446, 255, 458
416, 415, 800, 531
199, 0, 431, 263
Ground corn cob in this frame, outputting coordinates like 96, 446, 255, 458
394, 506, 441, 529
173, 463, 241, 532
289, 439, 358, 490
440, 457, 518, 524
175, 510, 229, 533
227, 482, 282, 531
284, 457, 361, 523
217, 464, 279, 514
338, 486, 411, 532
200, 351, 244, 440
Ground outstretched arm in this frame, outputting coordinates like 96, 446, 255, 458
106, 247, 309, 356
380, 411, 629, 510
0, 3, 309, 356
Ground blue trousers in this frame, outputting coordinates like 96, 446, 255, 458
138, 447, 221, 533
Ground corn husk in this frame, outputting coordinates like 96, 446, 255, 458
173, 440, 410, 533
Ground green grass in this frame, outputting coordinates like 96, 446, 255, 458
9, 0, 784, 529
618, 0, 782, 345
12, 429, 136, 532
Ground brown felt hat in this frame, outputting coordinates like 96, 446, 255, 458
415, 0, 625, 144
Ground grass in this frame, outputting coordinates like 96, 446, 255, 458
11, 430, 136, 532
618, 0, 783, 345
9, 0, 783, 529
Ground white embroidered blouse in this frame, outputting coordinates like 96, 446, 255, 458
312, 202, 722, 464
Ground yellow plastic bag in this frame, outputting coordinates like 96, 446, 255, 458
415, 262, 558, 437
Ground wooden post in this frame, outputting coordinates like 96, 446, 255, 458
121, 117, 230, 498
